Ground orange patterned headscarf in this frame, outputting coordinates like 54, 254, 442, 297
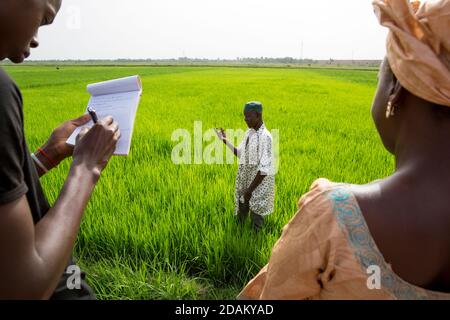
373, 0, 450, 107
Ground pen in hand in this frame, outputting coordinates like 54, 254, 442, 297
87, 106, 98, 124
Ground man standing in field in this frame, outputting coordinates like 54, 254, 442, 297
215, 102, 275, 231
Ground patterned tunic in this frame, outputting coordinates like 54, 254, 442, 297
234, 124, 275, 217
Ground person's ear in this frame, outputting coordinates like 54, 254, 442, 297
389, 77, 404, 108
385, 75, 405, 119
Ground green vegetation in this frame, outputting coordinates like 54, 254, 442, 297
3, 65, 393, 300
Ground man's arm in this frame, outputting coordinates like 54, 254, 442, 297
32, 145, 58, 178
215, 128, 239, 157
0, 165, 96, 299
243, 134, 273, 202
243, 171, 266, 202
223, 139, 238, 157
0, 117, 120, 299
32, 114, 92, 178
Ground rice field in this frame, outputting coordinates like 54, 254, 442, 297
3, 65, 394, 300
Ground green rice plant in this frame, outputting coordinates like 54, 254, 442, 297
3, 65, 393, 300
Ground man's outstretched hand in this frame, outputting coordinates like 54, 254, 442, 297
214, 128, 226, 141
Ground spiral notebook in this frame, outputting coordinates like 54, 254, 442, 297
66, 75, 143, 156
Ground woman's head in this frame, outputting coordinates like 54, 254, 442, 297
372, 0, 450, 155
371, 58, 400, 154
371, 57, 448, 154
0, 0, 62, 63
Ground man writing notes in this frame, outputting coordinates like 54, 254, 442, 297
0, 0, 120, 299
216, 102, 276, 231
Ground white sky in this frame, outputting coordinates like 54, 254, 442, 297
31, 0, 389, 60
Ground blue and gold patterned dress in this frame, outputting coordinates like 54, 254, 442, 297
238, 179, 450, 300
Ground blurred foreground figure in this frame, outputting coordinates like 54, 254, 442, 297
0, 0, 120, 299
239, 0, 450, 300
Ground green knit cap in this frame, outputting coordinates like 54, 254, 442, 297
244, 101, 263, 113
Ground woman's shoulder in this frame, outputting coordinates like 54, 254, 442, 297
296, 178, 371, 233
298, 178, 351, 209
282, 178, 356, 235
286, 178, 374, 249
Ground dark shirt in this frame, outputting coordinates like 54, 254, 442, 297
0, 67, 50, 222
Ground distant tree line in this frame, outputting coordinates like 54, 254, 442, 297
3, 57, 381, 68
